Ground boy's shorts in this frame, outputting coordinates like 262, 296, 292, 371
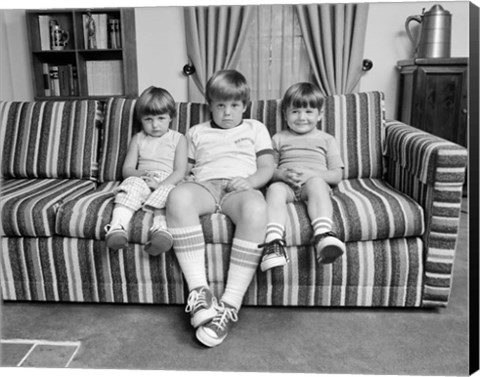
183, 178, 252, 213
283, 179, 333, 202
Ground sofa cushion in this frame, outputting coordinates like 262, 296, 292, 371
0, 178, 96, 237
56, 177, 423, 247
0, 100, 102, 180
323, 91, 385, 179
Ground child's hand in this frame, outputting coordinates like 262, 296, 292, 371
226, 177, 253, 192
283, 167, 304, 187
141, 172, 161, 190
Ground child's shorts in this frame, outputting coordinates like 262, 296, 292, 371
184, 178, 258, 213
282, 179, 333, 202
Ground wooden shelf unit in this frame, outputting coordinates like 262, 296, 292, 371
26, 8, 138, 100
396, 57, 468, 147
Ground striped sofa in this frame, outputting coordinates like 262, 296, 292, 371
0, 92, 467, 307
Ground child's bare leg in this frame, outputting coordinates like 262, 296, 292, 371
259, 182, 293, 271
166, 183, 218, 328
265, 182, 291, 242
301, 177, 345, 264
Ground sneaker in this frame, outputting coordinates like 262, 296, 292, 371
144, 228, 173, 256
259, 239, 288, 272
185, 286, 218, 328
104, 224, 128, 250
314, 231, 345, 264
196, 301, 238, 347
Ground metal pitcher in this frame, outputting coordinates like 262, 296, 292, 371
405, 4, 452, 58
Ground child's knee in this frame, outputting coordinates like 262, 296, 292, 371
239, 192, 267, 223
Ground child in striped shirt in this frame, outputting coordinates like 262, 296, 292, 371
259, 82, 346, 272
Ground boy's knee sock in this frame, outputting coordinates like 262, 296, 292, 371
264, 223, 285, 243
312, 217, 333, 236
110, 205, 134, 230
221, 238, 262, 310
170, 225, 208, 290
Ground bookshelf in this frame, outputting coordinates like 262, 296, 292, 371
26, 8, 138, 100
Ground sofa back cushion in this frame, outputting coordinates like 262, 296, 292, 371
98, 92, 385, 182
323, 91, 385, 179
0, 100, 101, 180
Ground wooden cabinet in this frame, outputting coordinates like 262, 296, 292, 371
396, 58, 468, 147
26, 8, 138, 100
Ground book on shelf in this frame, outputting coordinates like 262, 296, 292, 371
108, 18, 122, 48
49, 66, 60, 96
42, 64, 78, 97
86, 60, 124, 96
42, 63, 51, 96
38, 15, 51, 50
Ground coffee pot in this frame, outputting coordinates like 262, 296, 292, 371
405, 4, 451, 58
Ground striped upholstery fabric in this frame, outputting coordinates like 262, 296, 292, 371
54, 177, 423, 244
384, 120, 467, 307
0, 179, 96, 237
0, 236, 423, 306
0, 100, 101, 180
323, 91, 385, 179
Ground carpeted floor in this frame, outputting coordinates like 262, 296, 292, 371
0, 199, 471, 375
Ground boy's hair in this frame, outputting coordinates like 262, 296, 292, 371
134, 86, 177, 131
281, 82, 324, 115
205, 70, 250, 105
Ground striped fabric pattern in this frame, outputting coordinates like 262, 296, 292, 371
0, 179, 96, 237
323, 91, 385, 179
54, 177, 424, 245
0, 236, 423, 307
55, 182, 120, 239
384, 120, 467, 307
0, 100, 101, 180
97, 98, 136, 183
0, 237, 185, 303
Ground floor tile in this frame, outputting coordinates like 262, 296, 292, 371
1, 342, 34, 367
19, 344, 78, 368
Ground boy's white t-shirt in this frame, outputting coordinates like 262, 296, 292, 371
187, 119, 273, 181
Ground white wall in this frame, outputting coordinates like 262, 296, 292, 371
0, 1, 470, 121
0, 9, 33, 101
135, 6, 188, 101
360, 1, 469, 118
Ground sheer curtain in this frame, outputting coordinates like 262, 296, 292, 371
295, 3, 369, 95
184, 6, 254, 102
236, 4, 312, 100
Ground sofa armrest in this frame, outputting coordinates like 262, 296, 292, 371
384, 120, 467, 307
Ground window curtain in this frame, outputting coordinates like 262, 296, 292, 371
295, 3, 369, 95
236, 4, 312, 100
184, 6, 254, 102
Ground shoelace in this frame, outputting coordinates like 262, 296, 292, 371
185, 288, 208, 314
258, 239, 289, 262
210, 303, 238, 331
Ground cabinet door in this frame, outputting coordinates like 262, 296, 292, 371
413, 65, 467, 146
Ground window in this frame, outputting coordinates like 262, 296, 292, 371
236, 4, 312, 100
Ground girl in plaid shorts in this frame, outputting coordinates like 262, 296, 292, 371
105, 86, 187, 255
